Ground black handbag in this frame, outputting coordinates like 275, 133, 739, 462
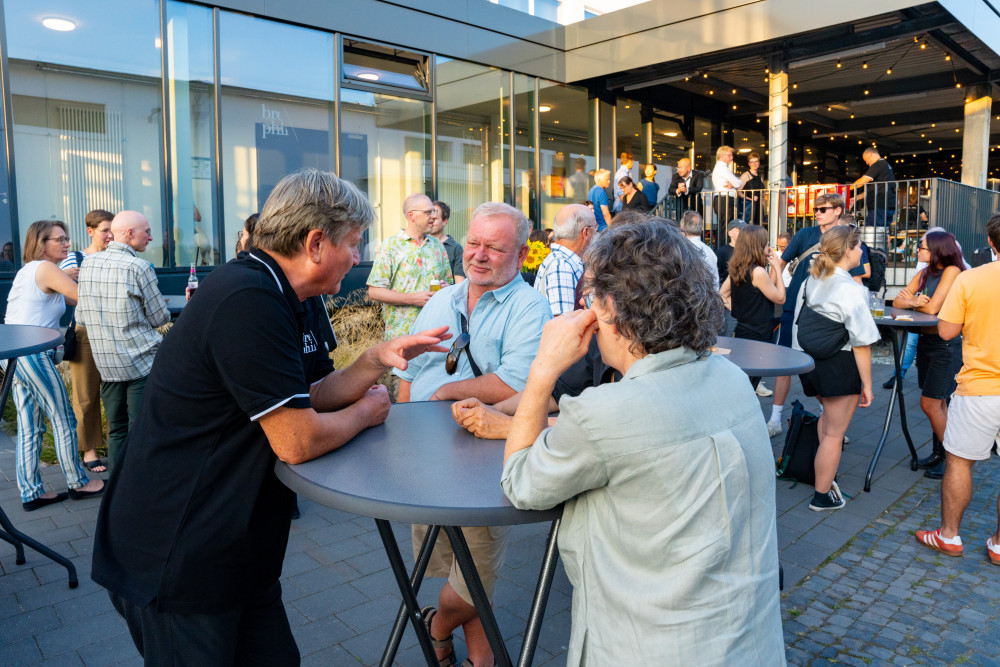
795, 279, 850, 360
775, 400, 820, 485
62, 318, 78, 361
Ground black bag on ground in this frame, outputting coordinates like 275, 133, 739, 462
776, 400, 820, 485
971, 247, 993, 268
795, 279, 850, 360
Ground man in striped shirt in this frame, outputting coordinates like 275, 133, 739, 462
77, 210, 170, 470
533, 204, 596, 316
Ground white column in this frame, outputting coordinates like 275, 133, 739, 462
768, 54, 788, 243
961, 86, 992, 189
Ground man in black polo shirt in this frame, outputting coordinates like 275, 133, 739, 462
91, 170, 449, 665
853, 146, 897, 228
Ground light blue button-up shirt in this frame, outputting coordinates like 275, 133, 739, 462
394, 274, 552, 401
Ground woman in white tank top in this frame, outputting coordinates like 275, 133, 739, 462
4, 220, 104, 511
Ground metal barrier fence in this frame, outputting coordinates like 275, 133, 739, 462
651, 177, 998, 291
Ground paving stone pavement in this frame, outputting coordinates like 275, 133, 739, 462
1, 361, 998, 665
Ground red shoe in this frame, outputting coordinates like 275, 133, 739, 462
915, 529, 963, 557
988, 537, 1000, 566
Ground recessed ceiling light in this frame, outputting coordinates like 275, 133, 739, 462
356, 72, 380, 81
539, 105, 551, 112
664, 132, 677, 137
42, 17, 76, 31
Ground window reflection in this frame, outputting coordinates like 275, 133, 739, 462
219, 12, 336, 259
6, 0, 165, 265
166, 1, 217, 266
342, 40, 429, 93
341, 89, 430, 257
513, 74, 536, 224
435, 60, 507, 244
539, 81, 594, 223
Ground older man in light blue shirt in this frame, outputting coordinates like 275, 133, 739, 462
395, 201, 551, 667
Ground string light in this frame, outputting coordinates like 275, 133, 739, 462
836, 60, 841, 68
886, 68, 892, 75
862, 61, 868, 69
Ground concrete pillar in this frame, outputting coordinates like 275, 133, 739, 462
641, 105, 653, 166
767, 54, 789, 241
961, 86, 992, 189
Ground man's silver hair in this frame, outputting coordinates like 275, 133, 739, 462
255, 170, 376, 256
471, 201, 531, 246
552, 205, 596, 241
680, 210, 704, 236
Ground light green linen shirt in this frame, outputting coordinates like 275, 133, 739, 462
502, 347, 786, 666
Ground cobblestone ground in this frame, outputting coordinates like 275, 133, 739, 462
781, 458, 1000, 667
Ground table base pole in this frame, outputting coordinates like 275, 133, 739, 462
375, 519, 439, 666
444, 526, 513, 667
866, 329, 919, 492
517, 517, 561, 667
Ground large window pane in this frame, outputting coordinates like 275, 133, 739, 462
219, 12, 335, 259
6, 0, 165, 265
539, 81, 593, 223
435, 59, 507, 245
513, 74, 536, 224
166, 1, 217, 266
341, 89, 430, 257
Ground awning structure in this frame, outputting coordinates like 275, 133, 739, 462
565, 1, 1000, 181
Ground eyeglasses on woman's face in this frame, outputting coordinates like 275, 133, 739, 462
46, 235, 70, 245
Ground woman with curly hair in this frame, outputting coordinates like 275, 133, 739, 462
893, 230, 965, 479
793, 225, 880, 511
719, 225, 785, 388
499, 220, 784, 665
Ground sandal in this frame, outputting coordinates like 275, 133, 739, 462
421, 606, 456, 667
84, 459, 107, 473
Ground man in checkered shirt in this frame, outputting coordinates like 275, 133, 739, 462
533, 204, 597, 316
77, 210, 169, 470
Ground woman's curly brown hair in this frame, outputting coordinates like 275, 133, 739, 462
585, 219, 724, 355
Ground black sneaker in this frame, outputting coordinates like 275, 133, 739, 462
882, 376, 896, 390
809, 482, 846, 511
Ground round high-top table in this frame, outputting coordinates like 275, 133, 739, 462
713, 335, 815, 376
276, 401, 561, 667
865, 306, 940, 491
0, 325, 78, 588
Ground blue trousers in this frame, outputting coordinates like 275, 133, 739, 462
900, 331, 918, 378
7, 351, 89, 502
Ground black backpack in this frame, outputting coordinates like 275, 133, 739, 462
864, 245, 887, 294
971, 247, 993, 268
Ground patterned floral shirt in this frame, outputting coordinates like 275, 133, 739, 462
367, 230, 453, 339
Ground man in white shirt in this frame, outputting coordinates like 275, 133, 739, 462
681, 210, 719, 290
712, 145, 742, 230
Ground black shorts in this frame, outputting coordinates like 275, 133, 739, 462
799, 349, 862, 398
916, 333, 962, 400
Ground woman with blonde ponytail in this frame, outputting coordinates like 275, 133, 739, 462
792, 225, 880, 511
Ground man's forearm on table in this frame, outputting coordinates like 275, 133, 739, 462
432, 373, 517, 403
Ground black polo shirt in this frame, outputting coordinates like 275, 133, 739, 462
91, 248, 335, 614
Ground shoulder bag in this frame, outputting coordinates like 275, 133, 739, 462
795, 278, 850, 360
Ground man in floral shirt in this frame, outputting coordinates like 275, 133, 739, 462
368, 193, 454, 339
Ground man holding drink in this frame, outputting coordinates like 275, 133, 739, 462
368, 193, 454, 339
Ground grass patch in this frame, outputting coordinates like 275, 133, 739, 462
789, 608, 803, 617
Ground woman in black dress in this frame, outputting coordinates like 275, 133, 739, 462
719, 225, 785, 388
618, 176, 650, 213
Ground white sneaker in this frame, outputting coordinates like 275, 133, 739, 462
755, 383, 773, 397
766, 420, 782, 438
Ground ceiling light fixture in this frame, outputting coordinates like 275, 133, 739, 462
356, 72, 380, 81
539, 105, 551, 112
42, 17, 76, 31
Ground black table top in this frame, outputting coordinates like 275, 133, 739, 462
0, 325, 63, 359
713, 336, 815, 376
275, 401, 562, 527
874, 306, 939, 329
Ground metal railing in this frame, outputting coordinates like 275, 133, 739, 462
652, 177, 998, 290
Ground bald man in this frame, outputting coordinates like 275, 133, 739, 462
669, 158, 705, 215
77, 210, 169, 470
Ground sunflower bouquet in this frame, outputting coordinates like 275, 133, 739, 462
522, 240, 551, 272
